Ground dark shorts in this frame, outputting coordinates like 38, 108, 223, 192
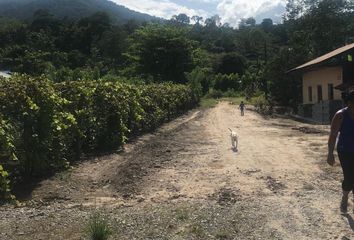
338, 151, 354, 191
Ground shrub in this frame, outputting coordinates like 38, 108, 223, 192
222, 89, 241, 98
0, 75, 75, 177
206, 88, 223, 99
0, 74, 198, 197
0, 165, 11, 200
250, 94, 273, 115
0, 115, 17, 162
86, 213, 111, 240
186, 67, 214, 97
0, 115, 17, 200
213, 73, 240, 92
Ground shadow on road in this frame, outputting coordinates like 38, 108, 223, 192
342, 213, 354, 232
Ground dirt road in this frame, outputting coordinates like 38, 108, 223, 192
1, 101, 353, 239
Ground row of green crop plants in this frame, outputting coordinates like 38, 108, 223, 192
0, 75, 198, 199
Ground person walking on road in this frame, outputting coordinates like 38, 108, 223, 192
239, 101, 245, 116
327, 90, 354, 213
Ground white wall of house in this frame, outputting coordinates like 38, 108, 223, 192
302, 66, 343, 104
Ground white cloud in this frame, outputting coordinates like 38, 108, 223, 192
111, 0, 209, 19
217, 0, 286, 26
184, 0, 219, 3
111, 0, 286, 27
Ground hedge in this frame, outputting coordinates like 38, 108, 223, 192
0, 75, 198, 198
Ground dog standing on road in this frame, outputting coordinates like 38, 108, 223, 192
228, 128, 238, 150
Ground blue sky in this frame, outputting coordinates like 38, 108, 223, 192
111, 0, 287, 27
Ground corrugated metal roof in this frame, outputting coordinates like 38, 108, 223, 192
289, 43, 354, 72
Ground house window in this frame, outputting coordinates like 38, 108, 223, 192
328, 84, 334, 100
308, 86, 313, 102
317, 85, 323, 102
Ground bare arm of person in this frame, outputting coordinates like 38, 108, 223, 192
327, 111, 343, 166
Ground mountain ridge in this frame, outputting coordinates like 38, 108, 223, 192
0, 0, 160, 23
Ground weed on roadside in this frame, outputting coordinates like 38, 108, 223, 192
86, 212, 111, 240
175, 206, 189, 221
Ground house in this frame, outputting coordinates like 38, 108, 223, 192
289, 43, 354, 124
0, 70, 11, 78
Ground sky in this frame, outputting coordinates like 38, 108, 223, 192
111, 0, 287, 27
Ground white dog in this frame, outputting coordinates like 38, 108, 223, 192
228, 128, 238, 150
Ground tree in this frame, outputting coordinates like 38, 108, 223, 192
213, 73, 240, 92
192, 15, 203, 25
284, 0, 304, 21
239, 17, 256, 29
30, 10, 61, 33
78, 12, 112, 54
205, 15, 221, 28
261, 18, 273, 32
286, 0, 351, 57
128, 24, 195, 83
172, 13, 190, 24
236, 28, 269, 61
305, 0, 349, 55
245, 17, 256, 27
97, 26, 127, 66
215, 52, 247, 75
266, 48, 301, 107
186, 67, 214, 96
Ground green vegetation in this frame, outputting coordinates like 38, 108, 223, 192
200, 96, 246, 109
175, 206, 190, 221
249, 94, 272, 115
0, 0, 353, 198
0, 0, 158, 23
0, 165, 11, 200
86, 212, 111, 240
200, 97, 219, 109
223, 96, 247, 106
188, 223, 206, 238
1, 1, 353, 107
0, 75, 197, 196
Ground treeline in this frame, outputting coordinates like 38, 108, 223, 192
1, 1, 354, 107
0, 75, 198, 199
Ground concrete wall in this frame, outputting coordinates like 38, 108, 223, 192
312, 101, 329, 123
302, 66, 342, 104
298, 100, 343, 124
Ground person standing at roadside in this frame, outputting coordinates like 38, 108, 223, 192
327, 91, 354, 213
239, 101, 245, 116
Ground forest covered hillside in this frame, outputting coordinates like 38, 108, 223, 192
0, 0, 159, 23
0, 0, 353, 108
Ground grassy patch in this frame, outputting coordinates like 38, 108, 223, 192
221, 97, 248, 106
86, 212, 111, 240
175, 206, 189, 221
56, 169, 72, 182
199, 96, 249, 109
199, 97, 219, 108
215, 230, 231, 239
188, 223, 206, 238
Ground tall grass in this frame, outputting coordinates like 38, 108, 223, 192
86, 212, 111, 240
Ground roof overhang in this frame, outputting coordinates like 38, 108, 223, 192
287, 43, 354, 74
335, 81, 354, 91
